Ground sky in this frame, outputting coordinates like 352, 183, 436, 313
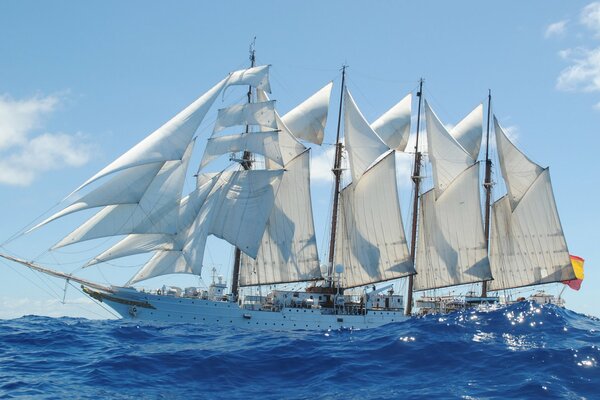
0, 1, 598, 319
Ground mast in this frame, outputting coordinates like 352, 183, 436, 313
481, 90, 492, 298
326, 65, 347, 286
231, 39, 256, 299
405, 79, 423, 315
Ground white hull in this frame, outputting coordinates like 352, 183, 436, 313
85, 286, 409, 330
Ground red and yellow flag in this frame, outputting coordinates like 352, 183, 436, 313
563, 255, 585, 291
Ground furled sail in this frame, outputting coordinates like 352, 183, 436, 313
370, 93, 411, 151
281, 82, 333, 145
413, 102, 491, 291
334, 151, 414, 288
488, 119, 575, 291
343, 88, 389, 183
213, 101, 277, 133
238, 150, 321, 286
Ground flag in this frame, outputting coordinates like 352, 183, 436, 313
563, 255, 585, 291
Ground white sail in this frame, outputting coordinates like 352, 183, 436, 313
29, 162, 164, 232
213, 101, 277, 133
370, 93, 411, 151
494, 117, 544, 209
488, 120, 575, 291
204, 169, 284, 258
53, 141, 195, 248
344, 89, 389, 183
424, 101, 473, 196
274, 114, 307, 166
281, 82, 333, 145
238, 150, 321, 286
199, 131, 283, 170
256, 89, 307, 167
450, 104, 483, 161
73, 78, 228, 194
414, 163, 492, 291
226, 64, 271, 93
87, 234, 174, 267
86, 173, 221, 266
488, 187, 574, 291
129, 251, 191, 285
334, 151, 414, 288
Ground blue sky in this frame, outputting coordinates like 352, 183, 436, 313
0, 1, 598, 319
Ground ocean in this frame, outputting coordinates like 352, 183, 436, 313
0, 302, 598, 399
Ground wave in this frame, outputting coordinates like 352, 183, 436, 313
0, 302, 598, 399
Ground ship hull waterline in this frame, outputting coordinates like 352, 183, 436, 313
83, 286, 409, 330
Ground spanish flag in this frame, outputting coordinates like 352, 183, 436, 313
563, 255, 585, 291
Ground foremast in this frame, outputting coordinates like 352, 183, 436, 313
405, 79, 423, 316
231, 40, 257, 299
326, 65, 347, 287
481, 90, 493, 298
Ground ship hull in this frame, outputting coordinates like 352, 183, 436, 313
85, 286, 409, 330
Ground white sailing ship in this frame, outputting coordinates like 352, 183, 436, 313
1, 53, 578, 328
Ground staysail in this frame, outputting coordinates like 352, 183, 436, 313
488, 118, 575, 291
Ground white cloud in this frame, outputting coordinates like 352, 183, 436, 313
545, 20, 568, 38
310, 146, 336, 184
0, 94, 59, 150
594, 101, 600, 110
556, 47, 600, 92
395, 152, 414, 189
581, 2, 600, 37
0, 94, 91, 186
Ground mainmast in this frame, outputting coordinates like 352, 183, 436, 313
231, 39, 256, 299
481, 90, 493, 298
405, 79, 423, 315
326, 65, 347, 287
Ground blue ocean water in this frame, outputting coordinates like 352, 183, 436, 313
0, 302, 598, 400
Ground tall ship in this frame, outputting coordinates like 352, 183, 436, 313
0, 53, 582, 328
